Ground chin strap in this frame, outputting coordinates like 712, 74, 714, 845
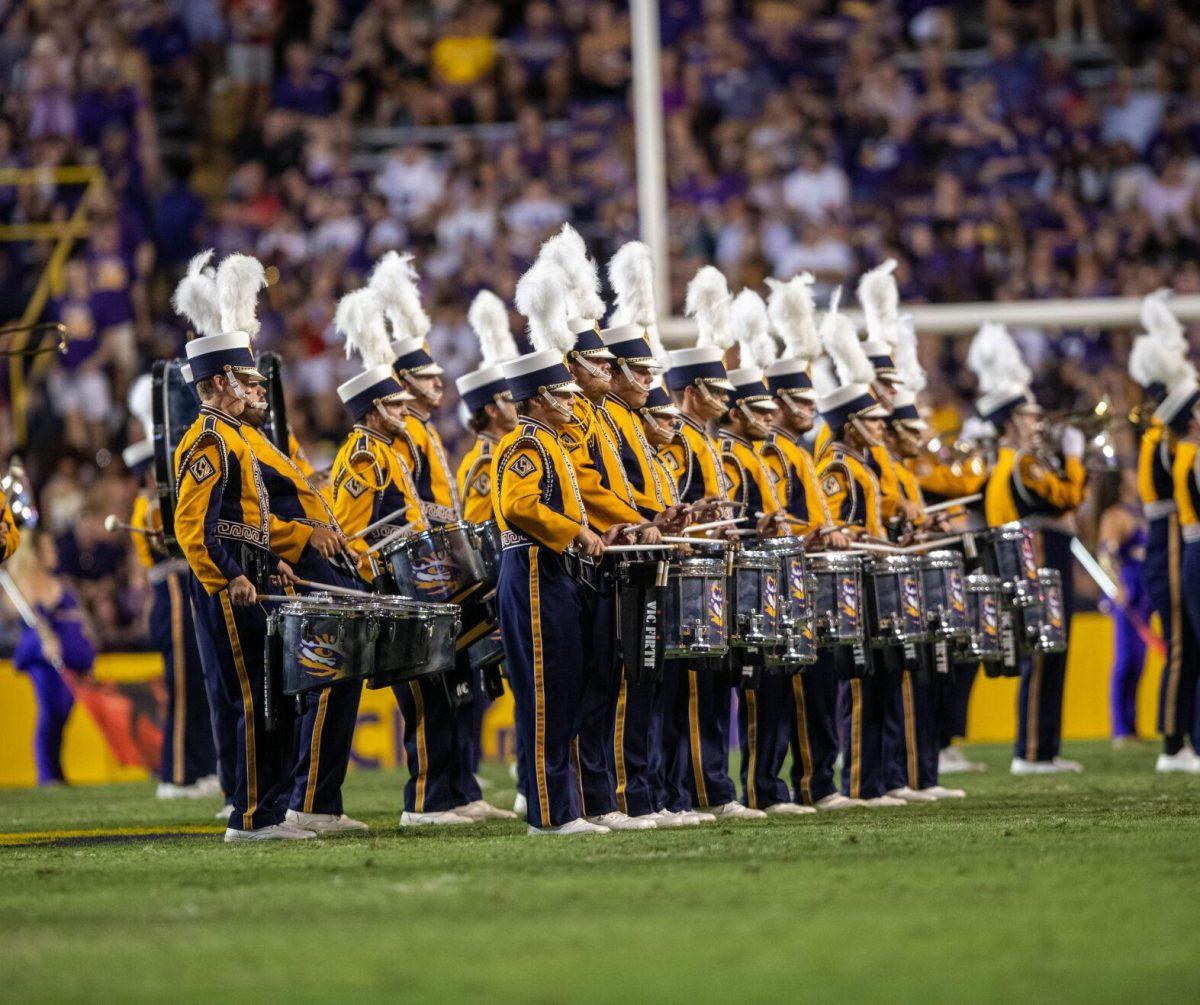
373, 399, 405, 435
540, 388, 575, 420
223, 366, 267, 410
695, 382, 725, 413
850, 415, 880, 447
401, 371, 439, 406
570, 352, 610, 381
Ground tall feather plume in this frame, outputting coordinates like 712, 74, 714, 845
645, 322, 670, 371
731, 290, 777, 370
607, 241, 657, 328
539, 224, 606, 322
336, 288, 394, 368
468, 290, 517, 365
515, 260, 574, 355
821, 287, 876, 385
966, 323, 1030, 395
857, 259, 901, 347
765, 273, 821, 362
369, 251, 431, 342
893, 314, 926, 393
811, 357, 839, 398
171, 249, 223, 338
1129, 333, 1194, 389
127, 374, 153, 436
685, 266, 735, 350
1140, 289, 1186, 351
215, 253, 266, 339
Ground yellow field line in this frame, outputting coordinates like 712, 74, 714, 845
0, 824, 221, 847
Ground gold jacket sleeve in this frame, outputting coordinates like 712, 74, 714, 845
497, 446, 582, 553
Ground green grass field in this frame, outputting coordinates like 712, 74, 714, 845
1, 740, 1198, 1003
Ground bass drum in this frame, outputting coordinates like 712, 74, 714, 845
151, 359, 202, 559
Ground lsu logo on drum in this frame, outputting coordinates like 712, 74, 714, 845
411, 556, 458, 598
788, 560, 806, 602
982, 595, 999, 637
706, 581, 724, 630
764, 573, 778, 620
948, 573, 966, 614
299, 633, 347, 678
902, 576, 922, 621
838, 576, 858, 626
1046, 591, 1063, 628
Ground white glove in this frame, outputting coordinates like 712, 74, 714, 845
1061, 426, 1085, 460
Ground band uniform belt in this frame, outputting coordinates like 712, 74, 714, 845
1182, 523, 1200, 543
1144, 500, 1177, 521
147, 559, 189, 585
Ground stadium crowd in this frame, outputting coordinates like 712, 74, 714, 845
1, 0, 1200, 652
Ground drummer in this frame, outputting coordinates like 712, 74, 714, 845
975, 352, 1087, 775
758, 275, 859, 811
368, 255, 513, 824
716, 293, 809, 816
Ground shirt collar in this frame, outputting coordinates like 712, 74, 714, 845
354, 423, 392, 446
200, 404, 241, 427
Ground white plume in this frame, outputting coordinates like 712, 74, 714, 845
820, 287, 875, 385
539, 224, 606, 322
856, 258, 901, 347
765, 273, 821, 362
645, 322, 670, 371
731, 290, 777, 370
127, 374, 153, 436
893, 314, 926, 393
1129, 332, 1193, 389
369, 251, 431, 342
515, 260, 574, 355
171, 249, 223, 339
960, 415, 996, 444
336, 288, 394, 368
468, 290, 517, 365
215, 253, 266, 339
811, 357, 838, 398
966, 323, 1030, 395
1140, 289, 1186, 351
607, 241, 657, 328
685, 266, 735, 350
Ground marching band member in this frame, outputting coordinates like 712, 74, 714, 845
1129, 293, 1200, 772
602, 242, 696, 825
368, 254, 512, 824
516, 255, 657, 831
664, 266, 763, 820
815, 296, 904, 807
492, 347, 610, 835
0, 495, 20, 562
718, 290, 810, 816
969, 324, 1087, 775
125, 376, 217, 799
174, 331, 314, 841
761, 275, 860, 811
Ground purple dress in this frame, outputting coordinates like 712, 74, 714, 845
1110, 516, 1150, 739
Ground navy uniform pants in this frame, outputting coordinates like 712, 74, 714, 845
1149, 517, 1199, 752
572, 582, 618, 816
189, 576, 239, 801
612, 665, 666, 818
193, 584, 295, 831
738, 670, 791, 809
153, 572, 215, 786
683, 664, 736, 809
883, 660, 938, 792
655, 658, 693, 812
287, 548, 365, 816
789, 652, 840, 806
937, 663, 979, 748
839, 661, 888, 800
1015, 530, 1073, 762
1177, 539, 1200, 746
498, 545, 587, 829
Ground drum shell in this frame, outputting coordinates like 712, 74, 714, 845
475, 520, 502, 590
664, 557, 729, 659
865, 556, 927, 646
981, 522, 1043, 608
729, 548, 784, 648
1034, 567, 1068, 654
367, 597, 461, 687
961, 573, 1002, 662
921, 551, 970, 641
810, 554, 865, 646
758, 538, 816, 668
278, 599, 375, 695
384, 524, 488, 603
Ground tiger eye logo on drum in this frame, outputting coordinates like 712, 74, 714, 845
298, 633, 346, 676
411, 557, 457, 596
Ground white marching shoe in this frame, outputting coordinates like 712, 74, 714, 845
863, 795, 908, 807
938, 746, 986, 773
651, 810, 698, 827
587, 811, 657, 831
887, 786, 938, 803
711, 801, 767, 820
814, 793, 863, 810
224, 822, 316, 843
1011, 756, 1084, 775
682, 809, 716, 824
1155, 747, 1200, 773
922, 785, 966, 799
156, 781, 213, 800
513, 792, 528, 818
764, 801, 816, 815
285, 809, 369, 834
196, 774, 223, 796
399, 810, 474, 827
215, 804, 234, 821
528, 818, 610, 836
454, 800, 518, 821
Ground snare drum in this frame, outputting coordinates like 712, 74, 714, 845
383, 523, 488, 603
865, 555, 927, 646
273, 595, 376, 696
980, 521, 1043, 608
367, 595, 461, 687
664, 556, 729, 659
729, 546, 784, 648
961, 573, 1002, 662
1034, 567, 1068, 654
758, 537, 817, 668
809, 553, 865, 647
474, 519, 502, 590
921, 550, 970, 641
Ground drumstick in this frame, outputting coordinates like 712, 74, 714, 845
682, 518, 745, 534
365, 525, 413, 556
294, 578, 375, 598
104, 514, 153, 536
924, 494, 982, 515
895, 536, 965, 554
661, 536, 726, 547
603, 543, 675, 553
348, 508, 413, 541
